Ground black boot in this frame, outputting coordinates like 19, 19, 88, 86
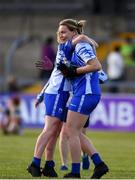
91, 162, 109, 179
42, 164, 58, 177
27, 162, 42, 177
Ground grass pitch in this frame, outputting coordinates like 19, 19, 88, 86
0, 129, 135, 179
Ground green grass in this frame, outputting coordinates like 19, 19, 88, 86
0, 129, 135, 179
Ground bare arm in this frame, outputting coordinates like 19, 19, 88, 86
76, 57, 102, 74
72, 34, 99, 48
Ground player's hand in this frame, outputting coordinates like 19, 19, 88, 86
57, 61, 78, 79
35, 99, 40, 108
35, 56, 53, 71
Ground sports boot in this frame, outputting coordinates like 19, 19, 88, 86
27, 162, 42, 177
91, 162, 109, 179
42, 164, 58, 177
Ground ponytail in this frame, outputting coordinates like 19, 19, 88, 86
77, 20, 86, 34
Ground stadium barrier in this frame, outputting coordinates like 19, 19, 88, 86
0, 94, 135, 131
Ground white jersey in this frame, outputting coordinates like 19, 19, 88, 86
45, 66, 71, 94
44, 43, 71, 94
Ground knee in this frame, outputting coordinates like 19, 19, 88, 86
66, 125, 79, 138
40, 128, 52, 139
60, 126, 68, 140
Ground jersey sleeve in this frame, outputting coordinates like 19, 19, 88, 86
76, 42, 96, 63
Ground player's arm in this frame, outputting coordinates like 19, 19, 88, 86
72, 34, 99, 48
76, 43, 101, 74
57, 42, 101, 78
61, 35, 99, 58
57, 56, 101, 78
35, 90, 44, 108
35, 80, 49, 108
76, 57, 101, 74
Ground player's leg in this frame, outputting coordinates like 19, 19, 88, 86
59, 122, 69, 170
59, 118, 90, 171
79, 132, 109, 179
27, 116, 61, 177
27, 93, 64, 177
27, 92, 70, 177
63, 94, 109, 178
42, 122, 62, 177
81, 118, 90, 170
63, 110, 88, 178
62, 95, 93, 178
59, 122, 90, 171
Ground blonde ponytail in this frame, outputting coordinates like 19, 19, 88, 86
78, 20, 86, 27
77, 20, 86, 33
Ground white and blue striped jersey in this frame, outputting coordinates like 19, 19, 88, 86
36, 41, 107, 101
38, 42, 73, 97
70, 42, 101, 96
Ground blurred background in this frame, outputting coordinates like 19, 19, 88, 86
0, 0, 135, 131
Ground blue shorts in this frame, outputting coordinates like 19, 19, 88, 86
44, 92, 69, 121
68, 94, 101, 115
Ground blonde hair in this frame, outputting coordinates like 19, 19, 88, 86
59, 19, 86, 34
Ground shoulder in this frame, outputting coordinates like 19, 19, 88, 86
75, 42, 93, 52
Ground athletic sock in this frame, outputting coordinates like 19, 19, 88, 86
32, 157, 41, 167
82, 154, 90, 169
91, 153, 102, 166
71, 163, 80, 174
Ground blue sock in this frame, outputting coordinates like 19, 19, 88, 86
32, 157, 41, 167
82, 154, 90, 169
91, 153, 102, 166
71, 163, 80, 174
45, 160, 55, 167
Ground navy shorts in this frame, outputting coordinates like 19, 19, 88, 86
44, 92, 70, 121
68, 94, 101, 115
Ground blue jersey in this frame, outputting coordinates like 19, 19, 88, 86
70, 42, 101, 96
